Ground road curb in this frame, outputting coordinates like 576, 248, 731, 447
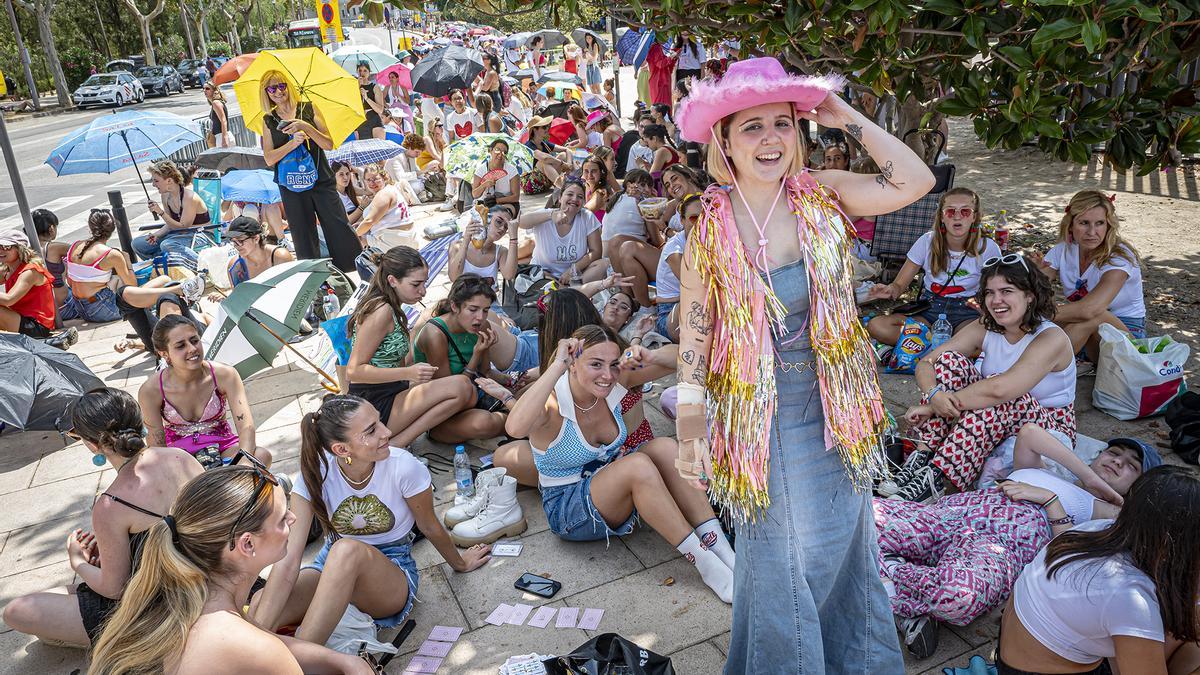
3, 105, 73, 125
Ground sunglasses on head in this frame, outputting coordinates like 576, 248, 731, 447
265, 83, 288, 95
983, 253, 1028, 273
942, 207, 975, 219
227, 450, 284, 550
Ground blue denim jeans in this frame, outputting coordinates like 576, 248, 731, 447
58, 286, 122, 323
541, 468, 638, 543
305, 536, 418, 628
655, 301, 676, 337
725, 259, 903, 675
505, 326, 540, 374
131, 231, 201, 266
1116, 315, 1146, 339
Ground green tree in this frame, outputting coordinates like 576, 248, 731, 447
520, 0, 1200, 172
119, 0, 167, 65
13, 0, 72, 105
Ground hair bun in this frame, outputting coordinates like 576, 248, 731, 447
112, 428, 147, 456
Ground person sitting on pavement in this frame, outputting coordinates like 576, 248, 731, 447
1029, 190, 1146, 362
866, 187, 1001, 347
249, 394, 490, 651
346, 246, 478, 449
356, 162, 420, 252
32, 208, 69, 307
874, 437, 1157, 659
998, 466, 1200, 675
219, 216, 295, 290
133, 160, 213, 266
602, 169, 662, 283
88, 465, 373, 674
579, 155, 612, 222
57, 209, 144, 325
647, 193, 703, 342
331, 160, 366, 227
3, 387, 203, 648
412, 274, 511, 443
885, 255, 1082, 504
523, 116, 571, 195
638, 123, 682, 186
0, 228, 75, 348
470, 138, 522, 211
505, 326, 735, 603
138, 315, 270, 469
448, 204, 518, 287
518, 180, 603, 286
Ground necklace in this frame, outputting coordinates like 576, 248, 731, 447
575, 394, 601, 413
337, 461, 374, 488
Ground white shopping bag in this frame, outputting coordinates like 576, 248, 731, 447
324, 604, 399, 656
1093, 323, 1190, 420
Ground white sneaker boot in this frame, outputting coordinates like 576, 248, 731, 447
442, 467, 506, 528
450, 474, 527, 546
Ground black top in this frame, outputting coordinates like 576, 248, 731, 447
169, 185, 211, 226
360, 81, 382, 128
613, 129, 641, 179
208, 101, 224, 134
264, 103, 334, 187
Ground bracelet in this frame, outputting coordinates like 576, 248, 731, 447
1041, 495, 1060, 510
502, 393, 515, 405
1047, 514, 1074, 526
922, 385, 945, 404
631, 336, 642, 344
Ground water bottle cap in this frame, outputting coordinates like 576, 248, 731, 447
455, 444, 466, 453
938, 313, 947, 320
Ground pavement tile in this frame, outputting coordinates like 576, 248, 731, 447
401, 617, 589, 675
441, 529, 642, 630
709, 630, 730, 656
255, 424, 303, 465
667, 640, 727, 673
0, 474, 101, 533
252, 396, 307, 433
245, 367, 321, 406
377, 565, 471, 659
0, 433, 56, 498
562, 557, 732, 657
0, 513, 89, 577
902, 624, 970, 673
948, 607, 1001, 648
0, 629, 88, 675
0, 561, 76, 633
28, 440, 104, 488
617, 523, 682, 569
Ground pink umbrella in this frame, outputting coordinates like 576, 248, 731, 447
375, 63, 413, 90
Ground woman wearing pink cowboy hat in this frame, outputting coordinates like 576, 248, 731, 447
673, 57, 934, 673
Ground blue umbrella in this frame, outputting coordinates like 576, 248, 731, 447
325, 138, 405, 166
45, 109, 204, 207
617, 29, 656, 68
220, 170, 281, 204
503, 32, 531, 50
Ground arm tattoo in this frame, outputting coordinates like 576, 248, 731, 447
690, 354, 708, 385
875, 160, 901, 190
845, 123, 863, 142
236, 413, 246, 422
680, 349, 696, 365
686, 301, 712, 335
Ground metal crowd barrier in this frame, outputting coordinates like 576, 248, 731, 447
169, 112, 258, 164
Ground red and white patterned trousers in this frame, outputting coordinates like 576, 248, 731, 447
914, 351, 1076, 490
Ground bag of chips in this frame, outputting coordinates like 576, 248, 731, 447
884, 317, 932, 374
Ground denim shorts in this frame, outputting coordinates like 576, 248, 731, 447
541, 470, 637, 543
917, 291, 980, 330
505, 327, 540, 374
1116, 315, 1146, 339
58, 286, 122, 323
305, 536, 418, 628
655, 301, 676, 337
586, 63, 603, 86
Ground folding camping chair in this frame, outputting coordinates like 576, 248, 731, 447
870, 129, 955, 282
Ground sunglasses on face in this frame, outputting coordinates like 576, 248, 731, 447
227, 450, 283, 550
229, 236, 252, 246
265, 83, 288, 95
983, 253, 1029, 273
942, 207, 975, 219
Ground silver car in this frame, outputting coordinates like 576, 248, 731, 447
72, 72, 145, 108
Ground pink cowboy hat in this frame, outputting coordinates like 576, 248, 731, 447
585, 109, 608, 129
676, 57, 842, 143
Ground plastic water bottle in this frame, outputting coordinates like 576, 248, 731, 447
322, 288, 340, 318
454, 445, 475, 498
995, 209, 1010, 251
931, 313, 953, 350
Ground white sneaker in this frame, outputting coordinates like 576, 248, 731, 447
442, 467, 506, 528
178, 272, 206, 303
436, 196, 457, 212
450, 474, 527, 546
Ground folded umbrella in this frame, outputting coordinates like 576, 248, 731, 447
326, 138, 405, 166
221, 169, 282, 204
233, 47, 364, 151
409, 46, 485, 98
0, 334, 104, 432
194, 145, 268, 172
212, 53, 257, 85
548, 117, 575, 145
444, 132, 534, 181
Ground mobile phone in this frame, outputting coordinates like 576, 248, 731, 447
514, 572, 561, 598
276, 118, 294, 132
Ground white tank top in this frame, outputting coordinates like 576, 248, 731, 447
462, 250, 499, 281
365, 188, 412, 235
979, 321, 1076, 408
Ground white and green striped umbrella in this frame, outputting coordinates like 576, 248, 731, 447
202, 259, 334, 380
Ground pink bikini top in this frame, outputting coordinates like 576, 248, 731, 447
159, 363, 233, 441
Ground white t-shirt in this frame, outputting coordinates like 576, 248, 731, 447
292, 447, 431, 546
585, 131, 604, 151
1013, 519, 1163, 664
530, 208, 602, 276
1045, 242, 1145, 319
625, 141, 654, 173
474, 161, 519, 199
504, 48, 522, 72
1006, 468, 1095, 525
676, 42, 708, 70
444, 108, 482, 141
906, 232, 1001, 298
602, 194, 647, 242
654, 231, 686, 301
419, 98, 444, 134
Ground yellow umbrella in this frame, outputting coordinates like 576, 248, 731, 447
233, 47, 364, 150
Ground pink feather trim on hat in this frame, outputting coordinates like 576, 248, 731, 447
676, 57, 844, 143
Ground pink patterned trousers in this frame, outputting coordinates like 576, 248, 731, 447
914, 351, 1076, 490
874, 489, 1051, 625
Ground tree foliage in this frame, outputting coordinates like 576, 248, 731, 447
518, 0, 1200, 173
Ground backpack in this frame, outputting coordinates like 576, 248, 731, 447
277, 143, 317, 192
1166, 390, 1200, 464
501, 264, 554, 331
422, 171, 447, 202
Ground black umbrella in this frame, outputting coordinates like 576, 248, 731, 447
194, 145, 268, 172
531, 29, 567, 48
572, 28, 608, 53
409, 46, 485, 98
508, 67, 537, 81
0, 334, 103, 432
538, 71, 584, 86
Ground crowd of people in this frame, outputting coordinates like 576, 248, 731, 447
0, 20, 1195, 675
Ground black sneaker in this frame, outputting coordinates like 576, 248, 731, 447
45, 326, 79, 350
888, 465, 945, 504
877, 449, 932, 497
899, 615, 939, 659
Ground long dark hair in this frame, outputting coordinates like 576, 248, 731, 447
32, 208, 58, 239
299, 394, 369, 537
151, 314, 202, 355
976, 258, 1055, 334
78, 209, 116, 257
349, 246, 426, 339
1044, 466, 1200, 642
536, 288, 628, 372
432, 273, 497, 316
72, 387, 147, 458
331, 160, 360, 205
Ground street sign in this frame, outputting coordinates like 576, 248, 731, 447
315, 0, 343, 46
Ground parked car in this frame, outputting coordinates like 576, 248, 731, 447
177, 59, 208, 88
104, 59, 137, 74
135, 65, 184, 96
72, 72, 144, 108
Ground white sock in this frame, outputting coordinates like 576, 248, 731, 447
695, 518, 735, 571
677, 532, 733, 604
